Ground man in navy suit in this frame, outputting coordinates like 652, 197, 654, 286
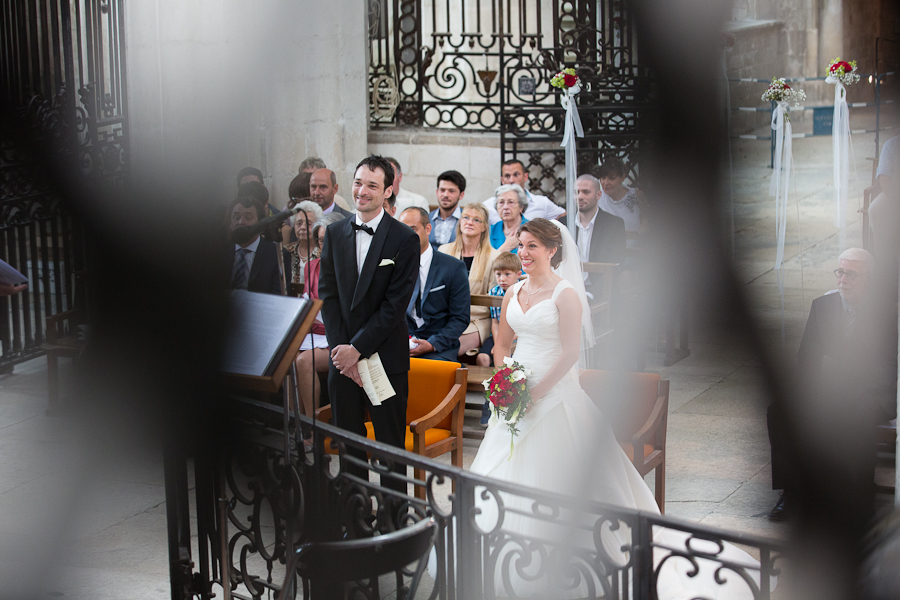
399, 207, 470, 361
319, 156, 420, 503
227, 197, 288, 295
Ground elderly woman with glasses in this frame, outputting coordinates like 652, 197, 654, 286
439, 203, 501, 356
293, 212, 346, 423
285, 200, 324, 286
489, 184, 529, 253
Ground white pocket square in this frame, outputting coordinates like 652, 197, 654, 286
378, 259, 395, 267
429, 285, 446, 292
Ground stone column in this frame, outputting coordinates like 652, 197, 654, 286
819, 0, 842, 76
125, 0, 368, 208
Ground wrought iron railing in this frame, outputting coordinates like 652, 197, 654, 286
0, 0, 128, 370
180, 396, 783, 600
367, 0, 655, 202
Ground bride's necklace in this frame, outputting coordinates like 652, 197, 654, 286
524, 275, 553, 305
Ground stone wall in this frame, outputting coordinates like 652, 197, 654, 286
368, 130, 503, 207
125, 0, 368, 210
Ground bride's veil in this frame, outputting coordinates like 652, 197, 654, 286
548, 219, 595, 353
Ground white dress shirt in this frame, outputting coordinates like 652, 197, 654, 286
233, 236, 262, 285
575, 207, 599, 263
355, 208, 386, 275
395, 188, 431, 214
482, 190, 566, 225
410, 244, 434, 329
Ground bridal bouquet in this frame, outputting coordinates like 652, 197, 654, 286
827, 57, 860, 86
761, 78, 806, 108
482, 357, 533, 458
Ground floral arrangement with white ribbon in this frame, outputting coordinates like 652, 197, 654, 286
553, 68, 584, 239
826, 57, 858, 246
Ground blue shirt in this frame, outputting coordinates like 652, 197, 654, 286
488, 283, 506, 319
429, 206, 461, 247
489, 217, 529, 253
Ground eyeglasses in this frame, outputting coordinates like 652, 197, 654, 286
460, 215, 484, 224
834, 269, 868, 281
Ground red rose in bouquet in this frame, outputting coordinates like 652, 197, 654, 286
482, 358, 533, 458
564, 73, 577, 87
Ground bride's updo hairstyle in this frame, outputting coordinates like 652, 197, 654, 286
518, 218, 564, 268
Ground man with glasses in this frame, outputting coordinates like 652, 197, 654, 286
766, 248, 892, 522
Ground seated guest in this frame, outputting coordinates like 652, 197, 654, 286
238, 179, 278, 217
312, 213, 345, 254
237, 166, 265, 187
482, 159, 565, 224
292, 213, 348, 421
559, 174, 626, 302
227, 196, 288, 295
288, 172, 312, 206
429, 170, 466, 248
310, 168, 354, 218
383, 192, 397, 217
386, 157, 430, 213
399, 207, 470, 361
299, 156, 354, 213
438, 203, 500, 356
238, 179, 291, 245
476, 252, 521, 425
285, 200, 324, 287
596, 157, 648, 247
284, 173, 312, 244
293, 228, 329, 421
767, 248, 896, 526
490, 184, 529, 253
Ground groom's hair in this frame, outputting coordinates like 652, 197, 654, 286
355, 155, 395, 189
518, 219, 564, 269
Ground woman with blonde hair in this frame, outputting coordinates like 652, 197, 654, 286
438, 203, 501, 356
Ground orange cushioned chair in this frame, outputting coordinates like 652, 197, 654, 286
318, 358, 467, 499
579, 369, 669, 512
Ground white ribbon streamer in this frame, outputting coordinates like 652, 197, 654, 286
770, 101, 792, 274
769, 101, 793, 344
560, 83, 584, 240
829, 77, 850, 250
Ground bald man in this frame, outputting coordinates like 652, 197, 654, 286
301, 160, 354, 214
767, 248, 896, 522
309, 169, 354, 218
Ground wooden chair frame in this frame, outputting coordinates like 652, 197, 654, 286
317, 367, 467, 499
579, 370, 670, 512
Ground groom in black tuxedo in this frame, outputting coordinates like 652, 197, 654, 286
319, 155, 420, 496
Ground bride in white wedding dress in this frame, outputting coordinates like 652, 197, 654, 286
458, 218, 770, 599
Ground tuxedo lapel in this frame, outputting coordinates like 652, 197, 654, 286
351, 216, 390, 310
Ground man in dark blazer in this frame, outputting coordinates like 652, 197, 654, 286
319, 156, 420, 501
559, 174, 626, 302
399, 208, 470, 361
767, 248, 896, 529
227, 197, 289, 295
311, 168, 355, 218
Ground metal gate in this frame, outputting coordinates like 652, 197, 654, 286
367, 0, 654, 198
0, 0, 128, 370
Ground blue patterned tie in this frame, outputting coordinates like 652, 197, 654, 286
232, 248, 251, 289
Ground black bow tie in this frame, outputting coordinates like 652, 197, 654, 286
351, 222, 375, 235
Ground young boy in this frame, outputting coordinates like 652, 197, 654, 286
477, 252, 522, 426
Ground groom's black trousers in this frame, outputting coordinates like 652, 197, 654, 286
328, 367, 409, 504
